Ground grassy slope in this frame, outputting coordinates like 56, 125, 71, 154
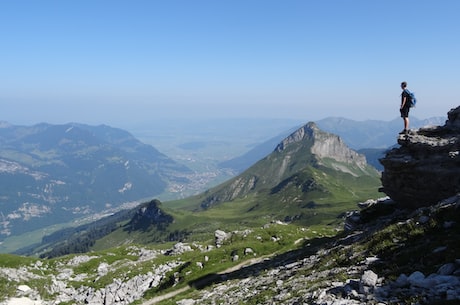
3, 199, 457, 305
0, 221, 334, 302
93, 161, 380, 249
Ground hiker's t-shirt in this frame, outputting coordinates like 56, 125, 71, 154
401, 90, 411, 109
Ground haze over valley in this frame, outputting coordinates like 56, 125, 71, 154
0, 114, 445, 253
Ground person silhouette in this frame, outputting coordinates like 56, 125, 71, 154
400, 81, 411, 134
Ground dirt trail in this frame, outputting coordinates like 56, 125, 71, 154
142, 286, 189, 305
142, 256, 268, 304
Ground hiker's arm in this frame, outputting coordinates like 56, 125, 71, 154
401, 96, 406, 109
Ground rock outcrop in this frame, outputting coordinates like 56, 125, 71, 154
126, 199, 173, 231
0, 246, 181, 305
275, 122, 368, 170
380, 106, 460, 208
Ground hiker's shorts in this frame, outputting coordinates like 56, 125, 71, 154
400, 106, 410, 118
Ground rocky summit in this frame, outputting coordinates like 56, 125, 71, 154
275, 122, 368, 172
380, 106, 460, 208
200, 121, 378, 209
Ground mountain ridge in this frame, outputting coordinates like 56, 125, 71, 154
276, 122, 368, 172
218, 116, 445, 174
199, 121, 379, 210
0, 122, 192, 244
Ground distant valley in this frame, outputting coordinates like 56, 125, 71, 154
0, 116, 444, 252
0, 122, 192, 250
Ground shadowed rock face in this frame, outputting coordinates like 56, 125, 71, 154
126, 199, 173, 231
380, 106, 460, 208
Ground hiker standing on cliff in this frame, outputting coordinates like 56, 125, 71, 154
400, 81, 411, 134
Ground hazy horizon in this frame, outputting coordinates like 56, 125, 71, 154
1, 1, 459, 127
0, 112, 448, 130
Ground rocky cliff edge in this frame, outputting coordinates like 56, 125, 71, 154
380, 106, 460, 208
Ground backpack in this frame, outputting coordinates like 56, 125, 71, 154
404, 89, 417, 107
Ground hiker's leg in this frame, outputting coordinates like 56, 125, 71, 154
404, 117, 409, 130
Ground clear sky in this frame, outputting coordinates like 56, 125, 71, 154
1, 0, 459, 126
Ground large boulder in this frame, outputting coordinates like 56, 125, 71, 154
380, 106, 460, 208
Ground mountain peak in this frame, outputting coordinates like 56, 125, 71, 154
275, 122, 318, 152
126, 199, 173, 232
199, 122, 378, 209
275, 122, 367, 172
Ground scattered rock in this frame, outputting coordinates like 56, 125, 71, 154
407, 271, 427, 287
360, 270, 378, 294
165, 242, 193, 255
2, 297, 42, 305
66, 255, 98, 266
97, 262, 109, 277
215, 230, 229, 247
17, 285, 32, 293
244, 248, 254, 255
438, 263, 456, 275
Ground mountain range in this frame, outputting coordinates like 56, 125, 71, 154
1, 106, 459, 305
0, 122, 191, 242
219, 116, 445, 173
0, 116, 444, 251
18, 121, 381, 258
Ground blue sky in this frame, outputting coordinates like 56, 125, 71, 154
1, 0, 459, 126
